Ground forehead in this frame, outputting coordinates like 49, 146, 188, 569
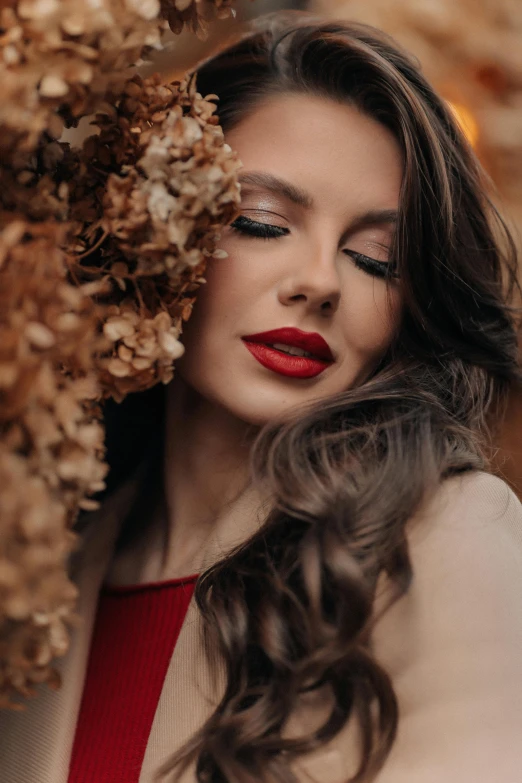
224, 93, 403, 215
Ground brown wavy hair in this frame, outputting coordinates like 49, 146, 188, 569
110, 11, 521, 783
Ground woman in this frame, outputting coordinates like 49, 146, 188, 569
2, 11, 522, 783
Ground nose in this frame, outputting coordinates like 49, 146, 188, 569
277, 243, 341, 315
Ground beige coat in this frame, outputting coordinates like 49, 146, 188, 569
2, 469, 522, 783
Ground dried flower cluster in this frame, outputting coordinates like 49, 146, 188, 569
68, 72, 241, 400
0, 220, 108, 706
0, 0, 241, 706
0, 0, 235, 155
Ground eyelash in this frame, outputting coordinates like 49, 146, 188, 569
230, 215, 398, 280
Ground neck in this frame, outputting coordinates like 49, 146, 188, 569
109, 376, 269, 585
162, 376, 260, 571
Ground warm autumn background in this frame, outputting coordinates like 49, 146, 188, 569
156, 0, 522, 494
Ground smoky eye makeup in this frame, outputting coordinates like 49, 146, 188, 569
230, 215, 398, 280
343, 249, 398, 279
230, 214, 289, 239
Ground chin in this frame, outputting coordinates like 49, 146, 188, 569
219, 397, 287, 428
176, 361, 335, 428
190, 380, 287, 427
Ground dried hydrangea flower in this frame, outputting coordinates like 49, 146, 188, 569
0, 220, 110, 703
0, 1, 160, 155
0, 0, 233, 157
0, 449, 80, 708
0, 0, 241, 705
67, 72, 241, 399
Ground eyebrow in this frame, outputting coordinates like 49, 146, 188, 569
348, 208, 398, 232
238, 171, 398, 230
238, 172, 313, 209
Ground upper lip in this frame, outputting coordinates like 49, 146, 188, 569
242, 327, 335, 362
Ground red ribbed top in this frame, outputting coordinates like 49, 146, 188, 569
68, 574, 198, 783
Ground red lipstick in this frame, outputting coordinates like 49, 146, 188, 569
242, 327, 334, 379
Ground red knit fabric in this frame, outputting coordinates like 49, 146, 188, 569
68, 574, 198, 783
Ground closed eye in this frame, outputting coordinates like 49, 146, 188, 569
230, 215, 289, 239
343, 249, 398, 280
231, 216, 399, 280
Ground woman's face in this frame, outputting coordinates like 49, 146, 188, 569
174, 93, 403, 426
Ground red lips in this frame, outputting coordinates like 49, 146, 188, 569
241, 327, 334, 361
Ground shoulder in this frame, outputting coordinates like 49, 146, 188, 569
373, 470, 522, 654
371, 471, 522, 782
413, 468, 522, 540
401, 470, 522, 591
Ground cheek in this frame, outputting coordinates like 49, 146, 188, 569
341, 282, 401, 358
176, 251, 251, 359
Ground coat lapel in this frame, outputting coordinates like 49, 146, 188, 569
139, 485, 266, 782
0, 468, 144, 783
139, 599, 226, 783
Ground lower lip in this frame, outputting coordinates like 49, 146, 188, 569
242, 341, 332, 378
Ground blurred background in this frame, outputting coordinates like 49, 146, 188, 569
140, 0, 522, 494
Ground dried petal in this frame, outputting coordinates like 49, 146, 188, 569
39, 75, 69, 99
